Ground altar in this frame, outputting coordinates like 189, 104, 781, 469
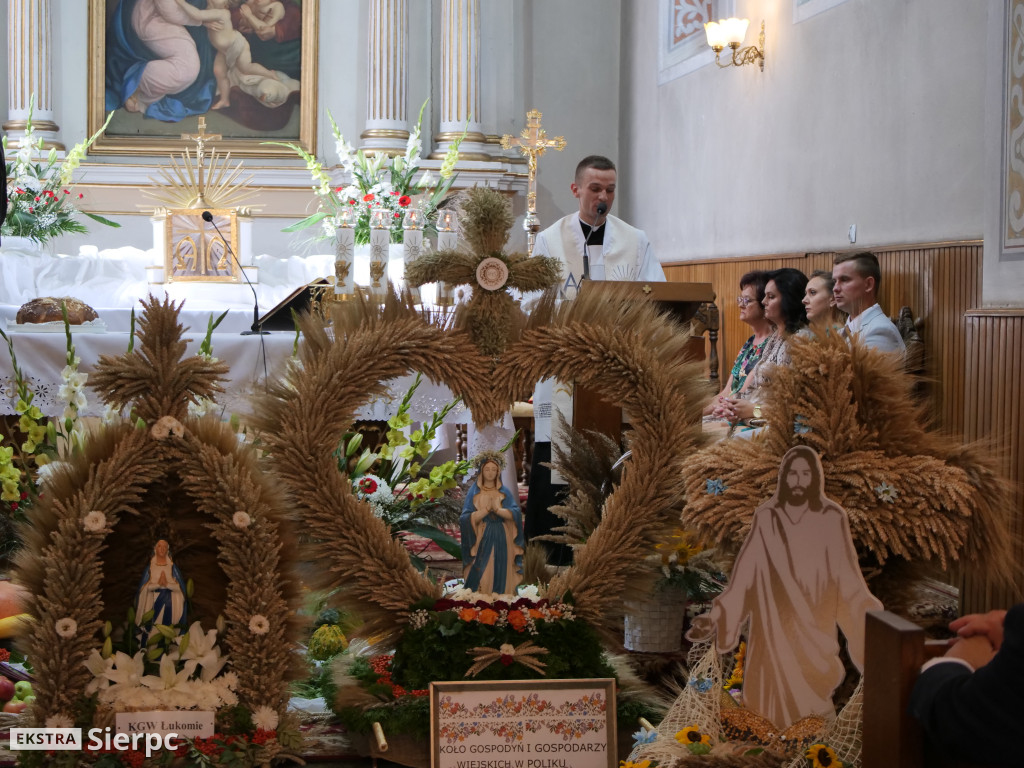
0, 242, 473, 426
0, 241, 335, 335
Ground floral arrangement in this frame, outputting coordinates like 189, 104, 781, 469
388, 586, 610, 688
24, 615, 304, 767
1, 305, 89, 561
86, 619, 234, 713
2, 95, 119, 244
333, 586, 643, 743
273, 101, 465, 244
650, 529, 725, 600
340, 373, 472, 564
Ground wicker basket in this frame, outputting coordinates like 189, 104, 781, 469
623, 588, 687, 653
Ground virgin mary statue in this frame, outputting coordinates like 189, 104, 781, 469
134, 538, 188, 630
460, 452, 524, 595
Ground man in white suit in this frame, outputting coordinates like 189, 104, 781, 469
832, 251, 905, 355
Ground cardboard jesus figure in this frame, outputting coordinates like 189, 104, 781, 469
687, 445, 882, 729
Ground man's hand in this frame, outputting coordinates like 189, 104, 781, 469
950, 609, 1007, 651
943, 634, 996, 670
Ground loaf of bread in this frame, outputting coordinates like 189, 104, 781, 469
16, 297, 99, 325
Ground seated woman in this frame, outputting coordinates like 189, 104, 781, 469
802, 269, 846, 332
703, 270, 773, 431
460, 452, 524, 596
718, 267, 808, 426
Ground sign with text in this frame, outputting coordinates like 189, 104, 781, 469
114, 710, 215, 739
430, 679, 616, 768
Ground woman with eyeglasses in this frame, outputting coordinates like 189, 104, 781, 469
717, 268, 809, 427
703, 270, 774, 422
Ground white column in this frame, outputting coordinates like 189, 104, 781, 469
3, 0, 63, 149
360, 0, 409, 156
431, 0, 489, 161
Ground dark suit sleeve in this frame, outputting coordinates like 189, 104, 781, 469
909, 603, 1024, 765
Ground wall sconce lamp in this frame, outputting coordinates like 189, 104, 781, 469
704, 18, 765, 71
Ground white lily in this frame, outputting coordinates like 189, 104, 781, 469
84, 648, 114, 693
179, 621, 228, 681
140, 654, 192, 691
103, 650, 146, 688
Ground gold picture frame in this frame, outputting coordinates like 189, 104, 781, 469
87, 0, 318, 157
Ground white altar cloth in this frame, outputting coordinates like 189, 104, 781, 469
0, 329, 477, 426
0, 244, 336, 334
0, 242, 513, 486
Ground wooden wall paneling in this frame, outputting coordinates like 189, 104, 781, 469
665, 243, 1024, 608
962, 311, 1024, 612
664, 243, 982, 435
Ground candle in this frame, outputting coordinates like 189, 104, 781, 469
334, 223, 355, 298
403, 210, 424, 304
435, 211, 458, 309
369, 213, 390, 300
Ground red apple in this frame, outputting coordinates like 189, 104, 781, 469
0, 676, 15, 703
2, 699, 26, 714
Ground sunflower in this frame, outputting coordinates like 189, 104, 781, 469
674, 724, 712, 755
805, 744, 843, 768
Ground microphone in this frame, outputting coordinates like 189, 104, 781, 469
202, 210, 267, 335
582, 201, 608, 281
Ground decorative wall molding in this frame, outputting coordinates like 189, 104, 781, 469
657, 0, 734, 84
1001, 0, 1024, 260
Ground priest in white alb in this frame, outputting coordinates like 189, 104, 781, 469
526, 155, 665, 565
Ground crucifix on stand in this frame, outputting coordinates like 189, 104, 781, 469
180, 117, 222, 209
501, 109, 566, 256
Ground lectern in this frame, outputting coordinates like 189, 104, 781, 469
572, 280, 716, 442
258, 277, 332, 331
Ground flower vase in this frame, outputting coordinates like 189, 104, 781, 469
623, 586, 688, 653
0, 235, 49, 256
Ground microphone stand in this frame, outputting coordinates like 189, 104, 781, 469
202, 210, 268, 336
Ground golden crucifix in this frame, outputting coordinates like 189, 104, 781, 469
501, 109, 566, 256
180, 117, 222, 208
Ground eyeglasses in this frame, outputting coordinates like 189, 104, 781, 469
736, 296, 756, 307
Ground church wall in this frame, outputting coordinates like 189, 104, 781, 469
2, 1, 627, 259
518, 0, 623, 226
619, 0, 988, 262
982, 2, 1024, 307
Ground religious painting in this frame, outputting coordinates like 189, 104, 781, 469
658, 0, 733, 84
86, 0, 318, 157
164, 208, 240, 282
793, 0, 851, 24
1002, 0, 1024, 259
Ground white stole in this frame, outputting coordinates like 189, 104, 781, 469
544, 214, 643, 299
